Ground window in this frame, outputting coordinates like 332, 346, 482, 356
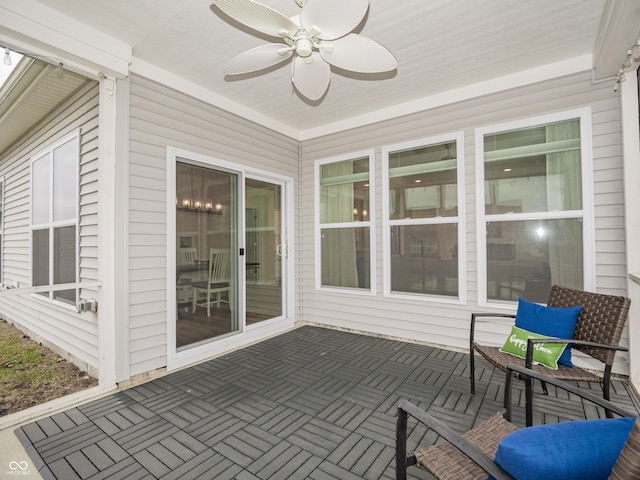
316, 151, 374, 292
383, 133, 465, 301
31, 133, 79, 305
476, 109, 593, 305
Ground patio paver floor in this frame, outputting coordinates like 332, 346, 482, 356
15, 326, 640, 479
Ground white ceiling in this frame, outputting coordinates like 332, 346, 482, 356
2, 0, 640, 139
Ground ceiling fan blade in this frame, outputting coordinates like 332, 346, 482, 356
300, 0, 369, 40
292, 53, 331, 101
320, 34, 397, 73
212, 0, 298, 38
224, 44, 292, 75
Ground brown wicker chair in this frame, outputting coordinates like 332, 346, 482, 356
470, 284, 630, 425
396, 364, 639, 480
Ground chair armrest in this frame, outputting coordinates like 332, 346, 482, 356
396, 399, 515, 480
504, 363, 637, 418
524, 338, 628, 369
525, 337, 628, 351
470, 312, 516, 347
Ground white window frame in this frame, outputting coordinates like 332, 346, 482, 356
382, 132, 466, 304
475, 108, 595, 308
29, 130, 80, 307
314, 149, 376, 295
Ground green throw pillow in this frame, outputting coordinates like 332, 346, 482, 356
499, 326, 567, 370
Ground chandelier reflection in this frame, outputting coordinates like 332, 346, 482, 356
177, 164, 223, 215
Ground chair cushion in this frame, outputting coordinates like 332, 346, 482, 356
609, 419, 640, 480
499, 326, 566, 370
515, 297, 582, 367
493, 417, 635, 480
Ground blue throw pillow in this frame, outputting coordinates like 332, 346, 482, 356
493, 417, 635, 480
515, 297, 582, 367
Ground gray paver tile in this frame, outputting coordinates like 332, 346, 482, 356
50, 410, 84, 431
134, 449, 172, 477
318, 399, 371, 430
88, 457, 149, 480
17, 423, 47, 444
159, 431, 208, 460
113, 417, 180, 454
47, 457, 83, 480
95, 437, 130, 463
82, 443, 115, 470
233, 471, 262, 480
37, 423, 108, 463
284, 389, 335, 415
66, 450, 99, 477
252, 405, 311, 437
36, 417, 62, 437
310, 460, 369, 480
187, 409, 247, 446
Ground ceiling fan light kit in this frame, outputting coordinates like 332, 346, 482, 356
211, 0, 397, 101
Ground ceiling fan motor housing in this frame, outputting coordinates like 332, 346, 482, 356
295, 37, 313, 57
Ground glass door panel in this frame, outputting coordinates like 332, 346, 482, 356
175, 161, 238, 349
245, 178, 283, 324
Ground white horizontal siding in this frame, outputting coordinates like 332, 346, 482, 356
299, 70, 630, 375
0, 81, 100, 375
127, 74, 298, 376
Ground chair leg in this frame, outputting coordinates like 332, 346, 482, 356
206, 292, 211, 317
192, 290, 197, 313
525, 374, 534, 427
540, 380, 548, 396
470, 350, 476, 395
603, 366, 613, 418
396, 406, 408, 480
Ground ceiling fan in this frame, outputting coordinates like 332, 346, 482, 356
211, 0, 397, 101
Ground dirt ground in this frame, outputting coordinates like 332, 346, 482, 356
0, 319, 98, 416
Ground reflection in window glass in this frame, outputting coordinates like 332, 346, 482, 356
389, 141, 457, 220
484, 119, 581, 215
320, 158, 369, 224
32, 228, 49, 297
317, 154, 373, 291
175, 160, 239, 348
390, 224, 458, 296
32, 155, 50, 225
482, 116, 585, 303
53, 226, 76, 304
486, 219, 583, 303
321, 227, 370, 289
384, 136, 462, 299
245, 178, 282, 322
53, 139, 78, 222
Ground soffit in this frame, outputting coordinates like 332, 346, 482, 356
0, 57, 88, 155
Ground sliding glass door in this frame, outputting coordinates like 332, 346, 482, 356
172, 157, 289, 353
175, 160, 239, 349
245, 177, 284, 324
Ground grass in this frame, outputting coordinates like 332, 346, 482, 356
0, 318, 98, 416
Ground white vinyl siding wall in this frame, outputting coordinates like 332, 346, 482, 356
128, 75, 299, 376
299, 70, 630, 375
0, 81, 100, 375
